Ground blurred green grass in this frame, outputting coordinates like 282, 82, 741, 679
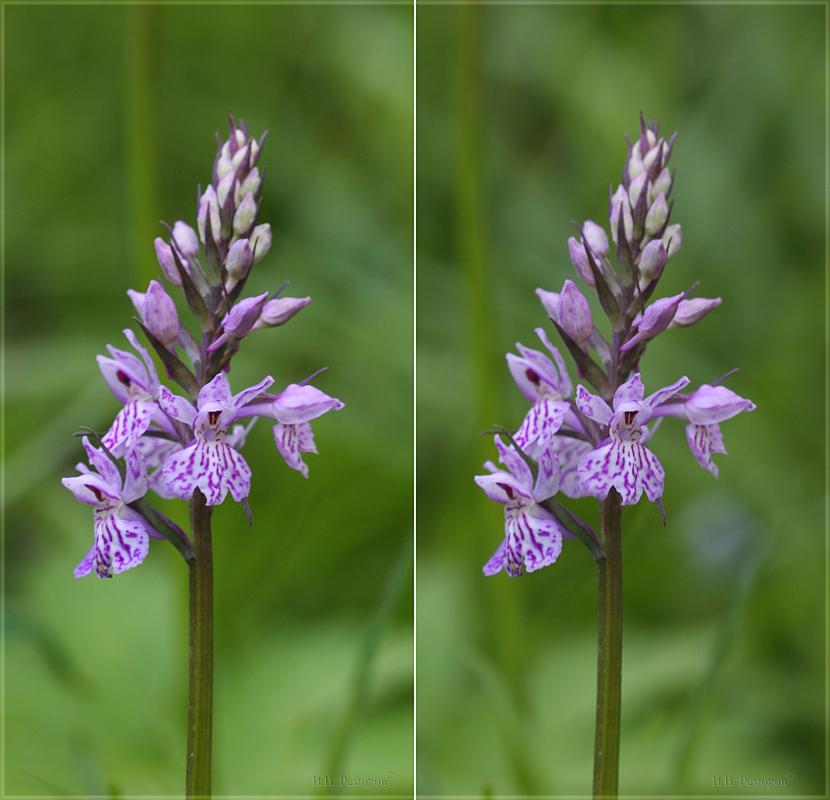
5, 4, 413, 796
416, 4, 823, 797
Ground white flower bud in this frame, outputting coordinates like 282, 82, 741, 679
662, 224, 682, 260
249, 224, 272, 262
233, 192, 257, 237
644, 192, 668, 236
172, 221, 199, 256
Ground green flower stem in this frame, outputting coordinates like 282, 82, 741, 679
593, 490, 623, 799
186, 489, 214, 800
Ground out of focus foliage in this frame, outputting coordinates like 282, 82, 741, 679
5, 5, 412, 796
417, 4, 823, 797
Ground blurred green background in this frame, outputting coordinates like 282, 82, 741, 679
417, 4, 824, 798
5, 4, 413, 797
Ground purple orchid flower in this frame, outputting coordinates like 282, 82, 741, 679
62, 437, 161, 578
576, 374, 690, 505
652, 384, 756, 477
476, 435, 567, 577
98, 329, 173, 458
507, 327, 592, 498
239, 384, 345, 478
158, 373, 274, 505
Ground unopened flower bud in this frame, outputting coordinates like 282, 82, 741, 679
198, 185, 221, 244
651, 167, 671, 200
557, 279, 593, 346
172, 221, 199, 256
628, 172, 648, 209
627, 151, 644, 181
206, 292, 270, 352
236, 167, 261, 205
642, 139, 664, 173
226, 239, 254, 284
216, 149, 234, 180
662, 224, 682, 259
216, 171, 235, 209
231, 143, 249, 171
143, 280, 179, 349
610, 185, 633, 245
233, 192, 257, 237
154, 237, 182, 286
638, 240, 667, 286
126, 289, 145, 317
583, 220, 609, 256
620, 292, 684, 352
568, 237, 595, 286
644, 192, 668, 236
668, 297, 722, 329
249, 224, 272, 262
252, 296, 312, 330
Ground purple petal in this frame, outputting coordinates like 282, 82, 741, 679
121, 447, 149, 503
575, 385, 613, 426
97, 354, 150, 404
82, 436, 121, 490
494, 436, 533, 488
532, 444, 561, 501
158, 385, 197, 426
231, 375, 276, 411
271, 384, 345, 425
551, 436, 592, 498
644, 376, 691, 411
514, 399, 569, 457
273, 422, 317, 477
686, 422, 727, 477
535, 327, 573, 398
475, 471, 531, 505
197, 374, 232, 408
613, 374, 645, 408
102, 401, 157, 457
74, 545, 95, 578
162, 441, 251, 505
62, 474, 119, 506
482, 538, 507, 576
91, 507, 150, 578
684, 385, 756, 425
504, 508, 562, 575
577, 440, 664, 505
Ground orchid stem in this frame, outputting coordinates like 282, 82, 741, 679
186, 489, 213, 800
593, 489, 623, 799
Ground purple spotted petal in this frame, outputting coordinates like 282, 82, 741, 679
90, 506, 150, 578
158, 385, 197, 426
102, 400, 157, 457
577, 440, 665, 504
534, 327, 573, 397
162, 440, 252, 505
74, 545, 96, 578
575, 385, 613, 426
551, 436, 592, 498
613, 374, 645, 407
503, 508, 563, 575
494, 435, 532, 488
532, 444, 561, 502
97, 355, 150, 405
686, 422, 727, 477
197, 373, 232, 407
123, 329, 160, 394
273, 422, 317, 478
482, 538, 507, 576
644, 375, 690, 410
514, 399, 569, 457
82, 437, 121, 490
121, 447, 149, 503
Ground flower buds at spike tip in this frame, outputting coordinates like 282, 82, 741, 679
251, 296, 312, 330
143, 280, 180, 351
249, 224, 272, 263
225, 239, 254, 290
638, 239, 667, 289
645, 192, 668, 237
236, 167, 261, 205
583, 220, 609, 256
535, 288, 560, 323
610, 185, 633, 246
198, 185, 221, 244
628, 172, 648, 210
620, 292, 684, 352
206, 292, 270, 352
650, 168, 672, 205
557, 279, 593, 347
233, 192, 257, 238
216, 171, 236, 209
668, 297, 722, 329
663, 224, 683, 260
568, 237, 595, 286
172, 221, 199, 256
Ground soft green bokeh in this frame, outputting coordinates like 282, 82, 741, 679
5, 5, 413, 796
417, 5, 823, 797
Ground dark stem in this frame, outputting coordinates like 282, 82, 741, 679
186, 489, 214, 800
593, 489, 623, 800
